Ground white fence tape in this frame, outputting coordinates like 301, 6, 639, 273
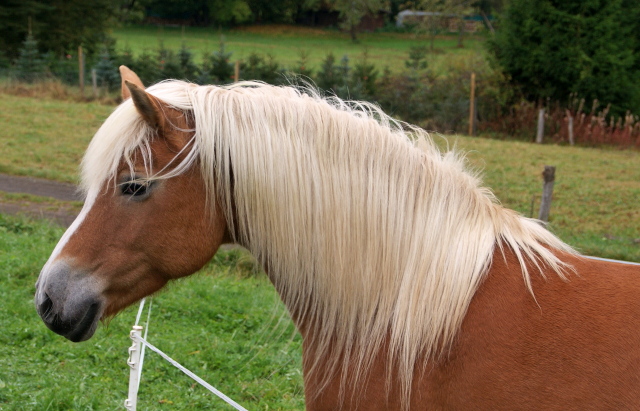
584, 255, 640, 266
132, 334, 248, 411
124, 299, 248, 411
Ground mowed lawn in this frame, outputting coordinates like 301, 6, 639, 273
111, 25, 488, 74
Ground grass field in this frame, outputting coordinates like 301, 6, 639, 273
449, 137, 640, 261
0, 93, 113, 183
111, 24, 487, 74
0, 214, 303, 409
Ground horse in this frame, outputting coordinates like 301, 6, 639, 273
35, 66, 640, 410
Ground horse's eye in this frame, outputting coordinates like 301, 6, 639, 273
121, 181, 149, 197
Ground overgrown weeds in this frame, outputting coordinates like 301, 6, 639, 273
479, 98, 640, 148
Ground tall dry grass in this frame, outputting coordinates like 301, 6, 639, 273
480, 98, 640, 148
0, 78, 120, 105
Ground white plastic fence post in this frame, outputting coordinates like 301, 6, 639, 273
124, 325, 144, 411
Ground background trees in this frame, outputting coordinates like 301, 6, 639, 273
489, 0, 640, 115
327, 0, 386, 42
139, 0, 318, 26
0, 0, 118, 59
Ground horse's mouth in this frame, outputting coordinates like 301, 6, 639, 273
38, 293, 103, 342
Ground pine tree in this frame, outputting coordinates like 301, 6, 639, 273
203, 37, 234, 84
118, 45, 135, 71
335, 54, 354, 98
157, 42, 183, 80
94, 46, 119, 90
15, 33, 45, 82
316, 53, 338, 93
292, 49, 314, 79
178, 43, 199, 81
405, 46, 428, 71
352, 49, 379, 98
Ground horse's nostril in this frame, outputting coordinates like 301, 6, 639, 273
39, 292, 54, 318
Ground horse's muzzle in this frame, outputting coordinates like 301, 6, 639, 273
35, 260, 105, 342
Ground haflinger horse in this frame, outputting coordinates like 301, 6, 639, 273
35, 66, 639, 410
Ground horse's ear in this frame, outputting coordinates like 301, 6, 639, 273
124, 80, 163, 130
119, 66, 144, 100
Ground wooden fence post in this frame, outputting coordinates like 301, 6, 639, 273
468, 72, 476, 136
91, 69, 98, 99
566, 110, 575, 145
234, 61, 240, 83
536, 108, 545, 143
78, 46, 84, 97
538, 165, 555, 222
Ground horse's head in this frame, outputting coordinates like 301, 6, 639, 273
35, 67, 228, 342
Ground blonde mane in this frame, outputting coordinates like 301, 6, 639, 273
82, 80, 575, 403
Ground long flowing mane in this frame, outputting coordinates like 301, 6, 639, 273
82, 80, 575, 402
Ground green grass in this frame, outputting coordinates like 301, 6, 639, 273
0, 214, 303, 409
0, 93, 114, 183
111, 24, 487, 74
447, 136, 640, 262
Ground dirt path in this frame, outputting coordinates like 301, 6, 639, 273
0, 174, 81, 227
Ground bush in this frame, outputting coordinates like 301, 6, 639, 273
6, 37, 638, 148
479, 98, 640, 147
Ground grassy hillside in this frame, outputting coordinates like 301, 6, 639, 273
111, 25, 487, 74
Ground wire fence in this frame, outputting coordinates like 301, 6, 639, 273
124, 298, 248, 411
